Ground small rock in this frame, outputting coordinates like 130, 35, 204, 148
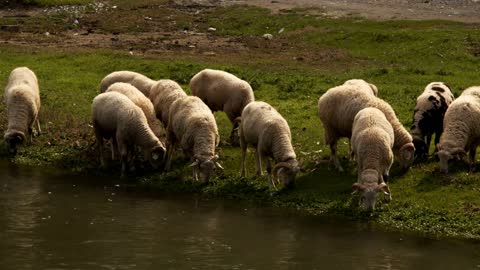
278, 27, 284, 34
203, 51, 216, 56
73, 19, 79, 24
45, 32, 50, 36
208, 27, 217, 32
144, 16, 153, 21
263, 33, 273, 40
112, 5, 117, 9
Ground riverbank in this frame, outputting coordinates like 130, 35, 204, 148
0, 1, 479, 240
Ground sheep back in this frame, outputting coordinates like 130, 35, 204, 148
4, 67, 40, 141
168, 96, 219, 158
149, 79, 187, 126
241, 101, 296, 162
342, 79, 378, 96
351, 107, 394, 173
189, 69, 254, 122
99, 71, 155, 96
438, 86, 480, 153
106, 82, 164, 139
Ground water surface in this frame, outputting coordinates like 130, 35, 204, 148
0, 161, 479, 269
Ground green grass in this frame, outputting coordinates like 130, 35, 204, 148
17, 0, 91, 5
1, 4, 480, 239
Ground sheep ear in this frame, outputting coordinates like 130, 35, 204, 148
401, 143, 415, 160
189, 160, 199, 167
376, 183, 390, 195
351, 183, 363, 194
453, 149, 466, 160
215, 162, 224, 170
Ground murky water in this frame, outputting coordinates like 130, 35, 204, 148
0, 161, 479, 270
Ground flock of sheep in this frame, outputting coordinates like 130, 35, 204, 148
3, 66, 480, 210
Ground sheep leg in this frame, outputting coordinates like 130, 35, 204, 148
35, 117, 41, 136
426, 134, 432, 155
111, 138, 119, 161
164, 130, 176, 171
330, 142, 344, 172
255, 148, 263, 176
127, 146, 136, 173
265, 157, 277, 190
469, 146, 477, 172
240, 132, 247, 177
192, 165, 198, 182
94, 124, 106, 168
119, 147, 128, 178
433, 131, 441, 153
27, 126, 34, 144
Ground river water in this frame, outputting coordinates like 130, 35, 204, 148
0, 161, 479, 270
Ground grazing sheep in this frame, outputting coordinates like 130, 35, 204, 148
190, 69, 255, 145
164, 96, 221, 183
351, 107, 393, 211
92, 92, 166, 176
318, 81, 414, 172
148, 79, 187, 127
3, 67, 41, 154
106, 82, 164, 139
99, 71, 155, 96
437, 86, 480, 173
343, 79, 378, 96
239, 101, 300, 189
410, 82, 454, 159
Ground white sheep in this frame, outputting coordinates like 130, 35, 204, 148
148, 79, 187, 127
410, 82, 454, 158
3, 67, 41, 154
318, 81, 414, 172
437, 86, 480, 173
164, 96, 221, 182
342, 79, 378, 96
351, 107, 393, 211
92, 92, 166, 176
239, 101, 300, 189
190, 69, 255, 145
99, 71, 155, 96
105, 82, 164, 139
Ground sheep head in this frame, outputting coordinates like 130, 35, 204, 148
272, 159, 300, 188
412, 136, 428, 160
189, 155, 223, 183
368, 83, 378, 96
437, 145, 466, 174
4, 130, 26, 155
352, 171, 390, 211
399, 142, 415, 169
147, 144, 166, 169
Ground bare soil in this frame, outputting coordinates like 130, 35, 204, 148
244, 0, 480, 23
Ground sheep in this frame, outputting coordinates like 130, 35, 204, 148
351, 107, 393, 211
189, 69, 255, 145
105, 82, 164, 139
164, 96, 221, 183
342, 79, 378, 96
410, 82, 454, 159
239, 101, 300, 189
148, 79, 187, 127
92, 92, 166, 176
318, 81, 414, 172
437, 86, 480, 174
99, 71, 155, 96
3, 67, 41, 154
